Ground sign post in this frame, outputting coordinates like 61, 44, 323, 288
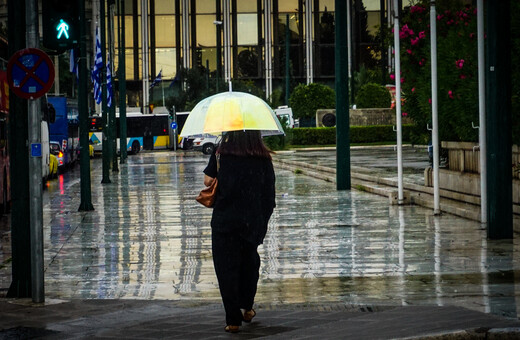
7, 16, 55, 304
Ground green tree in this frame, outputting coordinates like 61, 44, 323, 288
289, 83, 335, 120
396, 0, 480, 143
355, 83, 391, 108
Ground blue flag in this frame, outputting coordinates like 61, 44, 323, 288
107, 53, 113, 107
69, 48, 78, 80
91, 27, 103, 105
169, 74, 179, 88
150, 69, 162, 89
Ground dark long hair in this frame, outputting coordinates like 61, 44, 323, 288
218, 130, 272, 159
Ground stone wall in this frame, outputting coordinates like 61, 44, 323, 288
425, 142, 520, 208
316, 108, 413, 127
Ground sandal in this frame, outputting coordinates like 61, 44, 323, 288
225, 325, 240, 333
243, 309, 256, 323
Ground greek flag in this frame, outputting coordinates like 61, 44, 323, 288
107, 53, 113, 107
69, 48, 78, 80
150, 69, 162, 89
169, 74, 179, 88
91, 27, 102, 104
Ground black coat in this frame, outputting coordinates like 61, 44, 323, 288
204, 151, 276, 245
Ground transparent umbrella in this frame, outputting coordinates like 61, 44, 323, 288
179, 91, 284, 137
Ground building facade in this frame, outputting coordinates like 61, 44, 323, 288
115, 0, 412, 108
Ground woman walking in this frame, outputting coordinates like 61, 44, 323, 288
203, 130, 276, 333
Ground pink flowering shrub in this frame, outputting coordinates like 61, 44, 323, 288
395, 0, 479, 143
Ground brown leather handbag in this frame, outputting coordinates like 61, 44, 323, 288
196, 178, 218, 207
196, 154, 220, 208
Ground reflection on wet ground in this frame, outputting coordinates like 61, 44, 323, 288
1, 150, 519, 319
276, 145, 431, 185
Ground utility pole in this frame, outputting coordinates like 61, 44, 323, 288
100, 0, 112, 183
108, 0, 119, 172
335, 0, 351, 190
285, 14, 290, 105
119, 0, 127, 163
7, 0, 30, 299
486, 0, 512, 239
26, 0, 44, 304
78, 0, 95, 211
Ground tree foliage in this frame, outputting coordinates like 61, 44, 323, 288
355, 83, 392, 108
396, 0, 480, 144
288, 83, 335, 119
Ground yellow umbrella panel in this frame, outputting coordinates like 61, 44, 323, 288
179, 92, 284, 137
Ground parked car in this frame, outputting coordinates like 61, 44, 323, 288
192, 134, 219, 155
178, 136, 194, 150
50, 141, 67, 171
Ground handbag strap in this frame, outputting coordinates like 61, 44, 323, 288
216, 153, 220, 172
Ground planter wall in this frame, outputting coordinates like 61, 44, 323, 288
442, 141, 520, 179
315, 108, 413, 127
425, 142, 520, 212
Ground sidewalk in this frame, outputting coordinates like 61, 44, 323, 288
1, 150, 519, 339
273, 146, 520, 222
1, 299, 520, 339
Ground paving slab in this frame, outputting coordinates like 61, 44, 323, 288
0, 149, 519, 339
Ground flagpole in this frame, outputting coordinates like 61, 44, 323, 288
162, 79, 165, 107
159, 67, 166, 107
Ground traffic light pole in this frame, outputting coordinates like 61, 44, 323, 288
108, 1, 119, 172
485, 0, 512, 239
78, 0, 94, 212
7, 0, 31, 299
100, 0, 112, 183
26, 0, 44, 304
335, 0, 351, 190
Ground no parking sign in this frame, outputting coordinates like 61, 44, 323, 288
7, 48, 55, 100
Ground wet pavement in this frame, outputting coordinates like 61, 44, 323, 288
1, 148, 520, 339
275, 145, 431, 185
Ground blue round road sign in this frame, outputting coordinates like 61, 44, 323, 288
7, 48, 55, 100
171, 122, 177, 129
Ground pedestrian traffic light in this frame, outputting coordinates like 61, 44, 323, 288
42, 1, 79, 51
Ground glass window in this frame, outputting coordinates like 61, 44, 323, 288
196, 15, 217, 47
137, 17, 141, 48
122, 49, 134, 80
278, 0, 298, 13
319, 0, 334, 12
155, 15, 176, 47
136, 48, 142, 79
236, 47, 259, 77
366, 11, 380, 38
277, 14, 300, 44
199, 47, 217, 71
237, 1, 257, 12
196, 0, 215, 14
125, 16, 134, 48
124, 0, 133, 15
151, 116, 168, 135
237, 14, 258, 45
319, 46, 334, 76
363, 0, 380, 11
155, 48, 177, 78
155, 0, 175, 14
319, 11, 334, 44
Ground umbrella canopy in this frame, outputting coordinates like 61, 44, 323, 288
179, 91, 284, 137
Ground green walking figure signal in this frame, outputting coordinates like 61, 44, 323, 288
56, 20, 70, 40
42, 2, 78, 51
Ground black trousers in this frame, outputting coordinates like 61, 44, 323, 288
212, 229, 260, 326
